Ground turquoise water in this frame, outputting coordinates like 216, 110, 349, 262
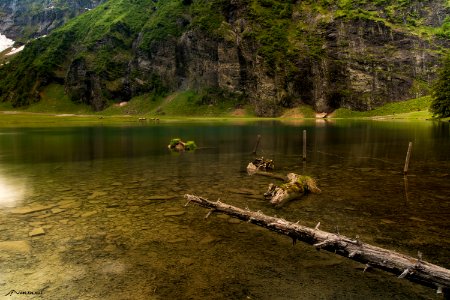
0, 120, 448, 299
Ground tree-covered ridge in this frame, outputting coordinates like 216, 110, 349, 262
0, 0, 448, 115
0, 0, 226, 107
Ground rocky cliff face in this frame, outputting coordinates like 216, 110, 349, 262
0, 0, 104, 40
317, 18, 440, 111
1, 0, 449, 115
116, 1, 447, 114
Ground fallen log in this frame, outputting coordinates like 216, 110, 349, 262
264, 173, 321, 206
184, 194, 450, 293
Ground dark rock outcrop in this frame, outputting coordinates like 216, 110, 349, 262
0, 0, 104, 40
65, 57, 107, 111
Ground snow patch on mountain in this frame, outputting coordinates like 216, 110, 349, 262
0, 33, 14, 52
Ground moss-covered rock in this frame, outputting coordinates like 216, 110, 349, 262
168, 138, 197, 152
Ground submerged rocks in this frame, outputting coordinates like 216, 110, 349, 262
10, 204, 54, 215
163, 211, 186, 217
88, 191, 108, 199
0, 240, 31, 254
81, 211, 98, 218
51, 208, 65, 214
29, 227, 46, 237
147, 195, 178, 201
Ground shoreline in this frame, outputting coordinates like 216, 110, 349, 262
0, 109, 445, 128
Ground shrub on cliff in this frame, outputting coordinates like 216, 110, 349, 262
430, 53, 450, 118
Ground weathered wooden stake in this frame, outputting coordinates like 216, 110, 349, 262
302, 130, 307, 161
252, 134, 262, 155
403, 142, 413, 174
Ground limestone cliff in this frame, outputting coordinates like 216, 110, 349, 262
0, 0, 449, 115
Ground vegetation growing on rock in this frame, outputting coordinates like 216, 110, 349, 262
264, 173, 321, 206
0, 0, 104, 41
168, 138, 197, 151
0, 0, 449, 116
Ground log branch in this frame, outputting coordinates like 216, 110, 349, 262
184, 194, 450, 291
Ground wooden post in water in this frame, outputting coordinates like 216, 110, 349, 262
252, 135, 261, 155
302, 130, 307, 161
403, 142, 413, 175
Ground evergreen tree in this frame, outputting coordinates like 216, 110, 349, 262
430, 53, 450, 118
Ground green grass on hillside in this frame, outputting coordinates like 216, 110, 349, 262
332, 96, 432, 118
100, 90, 251, 117
156, 91, 237, 116
0, 84, 92, 114
281, 105, 317, 118
0, 83, 437, 121
100, 93, 163, 115
27, 84, 92, 114
0, 111, 142, 127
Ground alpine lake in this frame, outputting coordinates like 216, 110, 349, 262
0, 118, 449, 299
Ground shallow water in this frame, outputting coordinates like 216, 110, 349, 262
0, 119, 449, 299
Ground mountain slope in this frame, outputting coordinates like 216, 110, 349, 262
0, 0, 104, 41
0, 0, 449, 116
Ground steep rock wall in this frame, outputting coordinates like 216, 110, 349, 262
0, 0, 104, 40
327, 19, 440, 110
63, 19, 444, 114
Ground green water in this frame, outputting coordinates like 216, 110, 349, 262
0, 120, 449, 299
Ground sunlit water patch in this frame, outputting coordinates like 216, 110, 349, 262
0, 173, 27, 208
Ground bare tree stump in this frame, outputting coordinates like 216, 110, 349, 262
247, 157, 274, 173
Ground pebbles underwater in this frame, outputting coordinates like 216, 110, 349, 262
0, 122, 449, 299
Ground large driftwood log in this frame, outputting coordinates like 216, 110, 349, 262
184, 194, 450, 292
264, 173, 321, 206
